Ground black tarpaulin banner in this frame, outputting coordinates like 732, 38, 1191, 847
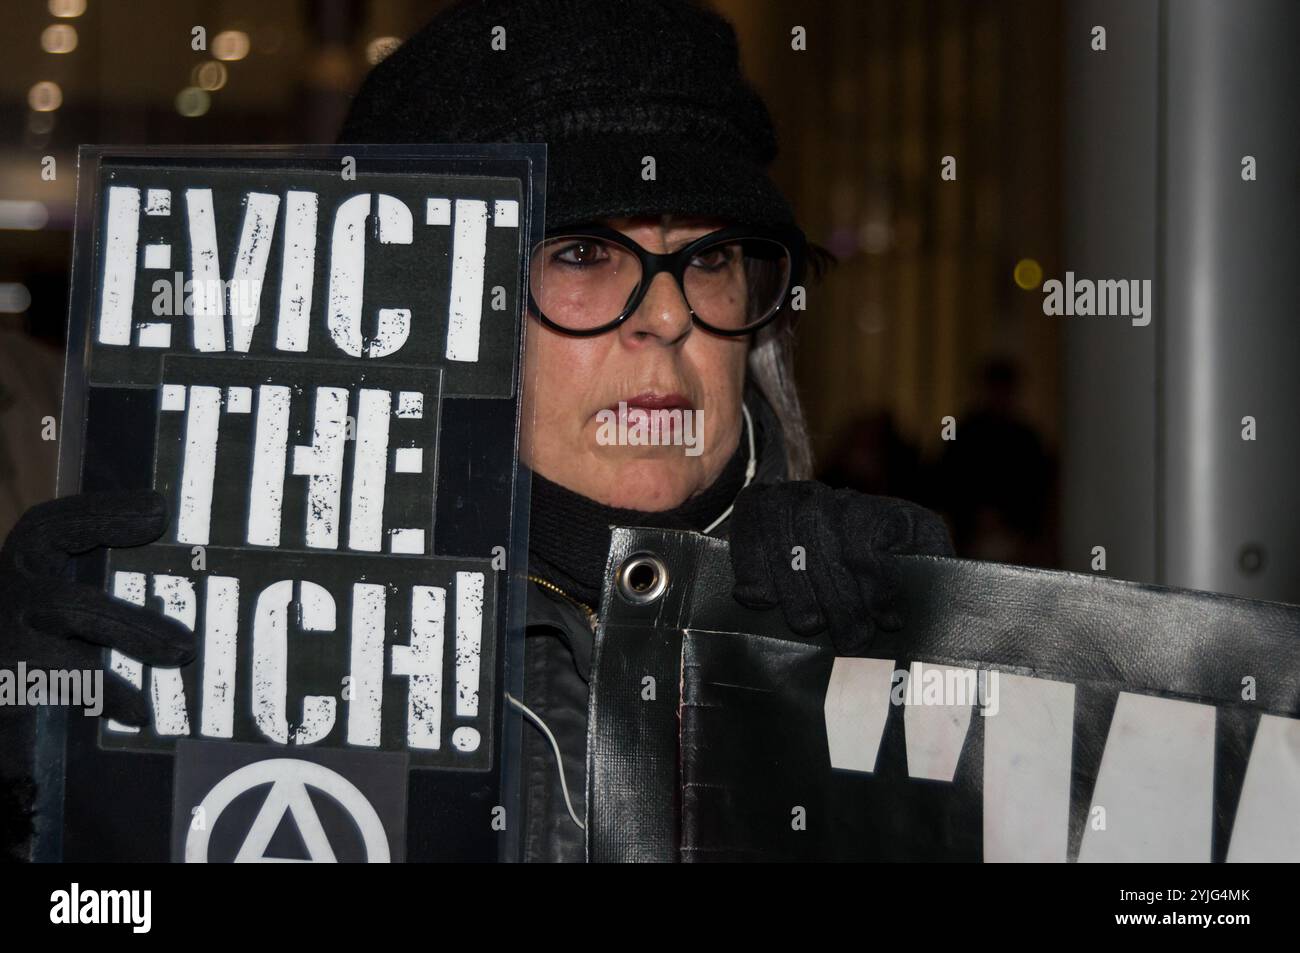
587, 527, 1300, 862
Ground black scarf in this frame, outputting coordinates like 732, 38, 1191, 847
527, 434, 752, 607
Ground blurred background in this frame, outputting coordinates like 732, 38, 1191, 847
0, 0, 1295, 601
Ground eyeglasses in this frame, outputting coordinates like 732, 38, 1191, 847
527, 223, 805, 337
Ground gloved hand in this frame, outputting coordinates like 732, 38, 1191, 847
729, 481, 955, 654
0, 489, 195, 725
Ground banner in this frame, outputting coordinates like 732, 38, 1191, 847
40, 145, 543, 862
587, 528, 1300, 861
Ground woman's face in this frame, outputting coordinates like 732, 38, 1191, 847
521, 216, 749, 511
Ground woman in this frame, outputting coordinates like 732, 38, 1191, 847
0, 0, 952, 862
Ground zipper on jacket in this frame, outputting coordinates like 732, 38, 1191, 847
527, 574, 598, 631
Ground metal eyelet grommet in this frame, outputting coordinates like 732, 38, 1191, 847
615, 552, 669, 605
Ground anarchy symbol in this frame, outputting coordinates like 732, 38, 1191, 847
185, 758, 391, 863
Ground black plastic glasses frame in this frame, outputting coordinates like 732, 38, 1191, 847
527, 223, 807, 337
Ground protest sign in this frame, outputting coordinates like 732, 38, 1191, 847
588, 528, 1300, 861
39, 145, 543, 862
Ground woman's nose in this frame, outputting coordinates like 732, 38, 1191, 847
618, 272, 693, 345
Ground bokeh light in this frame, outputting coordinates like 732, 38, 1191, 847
192, 61, 228, 91
175, 87, 211, 117
41, 23, 78, 53
1013, 258, 1044, 290
212, 30, 251, 62
28, 81, 63, 112
0, 201, 50, 231
48, 0, 86, 17
0, 284, 34, 314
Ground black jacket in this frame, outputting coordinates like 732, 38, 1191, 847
518, 391, 789, 861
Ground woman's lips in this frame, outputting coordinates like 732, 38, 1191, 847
597, 393, 697, 441
610, 392, 693, 412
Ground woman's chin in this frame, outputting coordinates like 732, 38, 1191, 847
584, 452, 706, 511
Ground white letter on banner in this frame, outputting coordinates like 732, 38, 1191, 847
175, 385, 222, 545
149, 574, 195, 736
184, 188, 226, 352
327, 193, 411, 357
902, 661, 974, 781
107, 571, 147, 734
107, 571, 195, 736
982, 673, 1075, 862
391, 586, 446, 750
347, 389, 391, 552
346, 583, 387, 747
1227, 714, 1300, 861
252, 580, 337, 744
292, 386, 348, 549
228, 192, 280, 352
823, 657, 895, 773
1078, 692, 1215, 862
246, 385, 290, 546
326, 194, 368, 356
200, 576, 239, 738
366, 195, 412, 357
455, 572, 484, 717
97, 186, 140, 345
275, 190, 319, 352
446, 199, 487, 362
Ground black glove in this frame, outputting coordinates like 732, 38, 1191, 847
729, 481, 955, 654
0, 489, 196, 726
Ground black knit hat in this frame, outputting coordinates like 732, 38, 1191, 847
339, 0, 796, 231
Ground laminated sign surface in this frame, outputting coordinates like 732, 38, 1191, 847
44, 146, 543, 862
588, 528, 1300, 862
